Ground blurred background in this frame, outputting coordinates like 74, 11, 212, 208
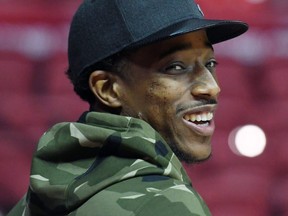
0, 0, 287, 215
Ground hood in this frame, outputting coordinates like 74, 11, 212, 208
26, 112, 190, 215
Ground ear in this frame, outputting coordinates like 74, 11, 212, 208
89, 70, 122, 108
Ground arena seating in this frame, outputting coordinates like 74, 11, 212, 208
1, 0, 287, 215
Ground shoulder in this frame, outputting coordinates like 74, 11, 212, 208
69, 175, 211, 216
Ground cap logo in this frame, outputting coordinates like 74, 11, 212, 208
197, 4, 205, 17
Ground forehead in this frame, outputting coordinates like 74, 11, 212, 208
126, 30, 213, 65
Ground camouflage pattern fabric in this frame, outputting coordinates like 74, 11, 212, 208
7, 112, 211, 216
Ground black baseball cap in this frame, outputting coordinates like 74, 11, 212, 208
68, 0, 248, 78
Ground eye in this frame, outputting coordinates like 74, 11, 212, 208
169, 65, 183, 70
206, 59, 218, 70
162, 62, 187, 74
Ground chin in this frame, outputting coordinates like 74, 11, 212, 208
169, 140, 212, 164
179, 151, 212, 164
193, 152, 212, 163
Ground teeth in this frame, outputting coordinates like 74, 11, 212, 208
201, 113, 207, 121
191, 115, 196, 122
184, 112, 214, 122
208, 112, 213, 120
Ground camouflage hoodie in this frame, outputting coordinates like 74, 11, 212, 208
8, 112, 211, 216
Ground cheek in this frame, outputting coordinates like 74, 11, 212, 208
146, 81, 169, 109
146, 78, 185, 102
144, 79, 184, 117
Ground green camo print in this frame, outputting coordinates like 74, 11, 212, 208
7, 112, 211, 216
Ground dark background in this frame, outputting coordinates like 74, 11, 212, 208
1, 0, 288, 215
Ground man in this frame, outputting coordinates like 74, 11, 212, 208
8, 0, 248, 215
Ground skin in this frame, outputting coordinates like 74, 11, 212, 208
90, 30, 221, 163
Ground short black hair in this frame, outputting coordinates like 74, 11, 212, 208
66, 53, 127, 106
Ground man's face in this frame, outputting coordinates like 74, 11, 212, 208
118, 30, 220, 163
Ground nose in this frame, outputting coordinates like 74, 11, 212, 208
191, 68, 221, 100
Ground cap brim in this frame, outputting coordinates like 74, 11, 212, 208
131, 18, 248, 49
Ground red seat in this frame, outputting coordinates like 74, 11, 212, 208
0, 94, 48, 139
266, 130, 288, 174
0, 52, 34, 95
44, 53, 74, 95
40, 94, 88, 124
211, 204, 268, 216
215, 97, 254, 130
270, 176, 288, 216
0, 94, 46, 128
0, 92, 87, 139
189, 167, 272, 216
0, 132, 32, 210
216, 58, 251, 100
264, 59, 288, 100
255, 100, 288, 132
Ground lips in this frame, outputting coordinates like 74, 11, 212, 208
181, 105, 217, 136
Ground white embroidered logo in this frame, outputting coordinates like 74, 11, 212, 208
197, 4, 205, 16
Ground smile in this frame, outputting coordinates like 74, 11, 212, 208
182, 110, 216, 136
183, 112, 213, 125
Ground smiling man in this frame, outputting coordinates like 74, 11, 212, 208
8, 0, 248, 215
114, 30, 220, 163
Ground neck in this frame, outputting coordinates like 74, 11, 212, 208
90, 103, 122, 115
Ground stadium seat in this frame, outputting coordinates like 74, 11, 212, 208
216, 58, 251, 100
189, 167, 272, 216
215, 97, 254, 130
0, 94, 47, 127
0, 132, 32, 212
264, 58, 288, 101
0, 52, 34, 95
39, 93, 88, 125
270, 175, 288, 216
211, 203, 268, 216
44, 52, 74, 95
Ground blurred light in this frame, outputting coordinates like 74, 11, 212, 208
229, 125, 267, 157
246, 0, 267, 4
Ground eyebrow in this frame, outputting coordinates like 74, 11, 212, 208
158, 41, 214, 60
